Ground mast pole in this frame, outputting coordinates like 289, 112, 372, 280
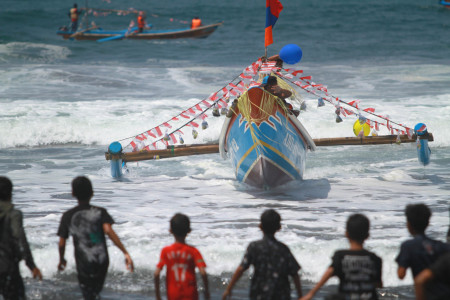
85, 0, 89, 29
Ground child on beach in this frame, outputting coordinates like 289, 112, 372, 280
0, 177, 42, 299
300, 214, 382, 300
57, 176, 134, 300
414, 251, 450, 300
154, 213, 210, 300
222, 209, 302, 300
396, 203, 450, 300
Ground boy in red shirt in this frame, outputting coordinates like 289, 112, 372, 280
154, 213, 210, 300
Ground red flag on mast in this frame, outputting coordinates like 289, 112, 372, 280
265, 0, 283, 47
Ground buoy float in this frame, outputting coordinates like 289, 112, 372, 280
415, 123, 431, 166
353, 120, 370, 136
108, 141, 123, 178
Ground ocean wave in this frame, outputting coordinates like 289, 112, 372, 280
0, 42, 71, 64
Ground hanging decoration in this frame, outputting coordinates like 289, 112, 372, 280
118, 58, 414, 155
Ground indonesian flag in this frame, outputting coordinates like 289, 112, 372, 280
265, 0, 283, 47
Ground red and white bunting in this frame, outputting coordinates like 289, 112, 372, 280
162, 122, 172, 129
260, 61, 277, 73
169, 133, 177, 144
201, 100, 212, 108
146, 130, 156, 138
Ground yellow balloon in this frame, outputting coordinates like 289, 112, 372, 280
353, 120, 371, 136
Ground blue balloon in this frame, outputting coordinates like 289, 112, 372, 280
279, 44, 303, 64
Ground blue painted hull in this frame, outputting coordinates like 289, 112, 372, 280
219, 88, 315, 188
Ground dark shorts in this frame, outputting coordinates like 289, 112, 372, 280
77, 263, 108, 300
0, 266, 25, 300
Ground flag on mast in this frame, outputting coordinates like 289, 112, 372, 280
265, 0, 283, 47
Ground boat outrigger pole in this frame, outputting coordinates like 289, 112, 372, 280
105, 133, 434, 164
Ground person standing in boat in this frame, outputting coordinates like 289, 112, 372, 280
191, 16, 202, 29
69, 3, 82, 32
137, 11, 150, 33
261, 75, 292, 99
260, 75, 299, 116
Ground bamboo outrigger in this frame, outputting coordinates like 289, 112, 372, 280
105, 134, 433, 163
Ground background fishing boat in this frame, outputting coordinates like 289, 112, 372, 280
57, 22, 223, 41
57, 3, 222, 41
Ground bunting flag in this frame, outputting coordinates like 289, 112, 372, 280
120, 58, 414, 153
276, 68, 414, 136
120, 59, 264, 152
265, 0, 283, 47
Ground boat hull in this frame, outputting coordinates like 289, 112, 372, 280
57, 23, 222, 40
219, 87, 315, 188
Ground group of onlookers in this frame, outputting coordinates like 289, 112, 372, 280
0, 175, 449, 300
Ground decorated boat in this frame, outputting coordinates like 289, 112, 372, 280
440, 0, 450, 7
218, 86, 315, 187
104, 0, 434, 188
57, 23, 222, 41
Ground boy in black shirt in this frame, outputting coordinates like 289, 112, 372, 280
57, 176, 134, 300
395, 203, 450, 300
300, 214, 382, 300
222, 209, 302, 300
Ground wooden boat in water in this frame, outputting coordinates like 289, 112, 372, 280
57, 23, 222, 41
218, 87, 316, 188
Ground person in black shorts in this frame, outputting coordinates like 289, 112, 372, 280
57, 176, 134, 300
395, 203, 450, 300
222, 209, 302, 300
0, 177, 42, 300
300, 214, 382, 300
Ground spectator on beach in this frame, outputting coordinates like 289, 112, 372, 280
414, 251, 450, 300
395, 203, 450, 300
300, 214, 382, 300
0, 177, 42, 299
57, 176, 134, 300
154, 213, 210, 300
222, 209, 302, 300
69, 3, 82, 32
191, 16, 202, 29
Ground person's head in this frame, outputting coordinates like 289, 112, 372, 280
405, 203, 431, 234
346, 214, 370, 244
260, 209, 281, 235
139, 11, 144, 16
0, 176, 13, 202
71, 176, 93, 203
261, 75, 278, 89
73, 3, 78, 8
170, 213, 191, 238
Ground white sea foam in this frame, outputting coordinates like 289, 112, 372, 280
0, 42, 71, 63
2, 62, 450, 293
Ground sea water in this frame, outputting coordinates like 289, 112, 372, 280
1, 0, 449, 299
